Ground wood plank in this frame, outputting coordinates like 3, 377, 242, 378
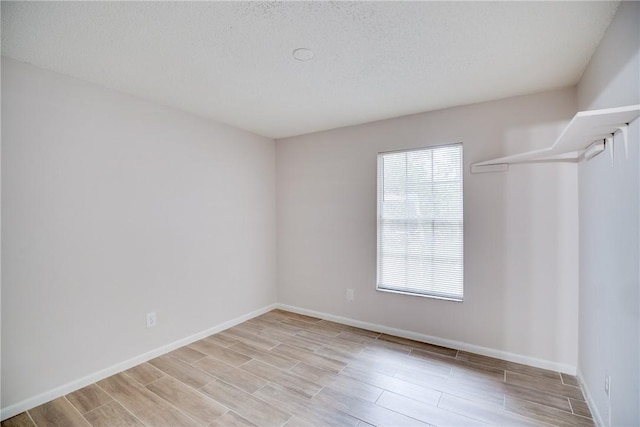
325, 375, 385, 403
313, 387, 430, 426
297, 330, 366, 352
148, 354, 215, 389
200, 380, 291, 426
270, 343, 345, 372
393, 368, 507, 408
503, 382, 573, 412
28, 397, 91, 427
272, 310, 322, 323
258, 310, 291, 322
146, 376, 227, 424
376, 353, 451, 377
289, 362, 384, 403
361, 342, 413, 358
316, 320, 381, 338
449, 363, 506, 382
457, 351, 562, 382
124, 362, 164, 386
1, 413, 35, 427
203, 333, 238, 348
166, 346, 207, 364
230, 342, 299, 370
377, 390, 484, 426
66, 384, 113, 414
409, 347, 463, 365
332, 330, 378, 345
281, 334, 327, 352
411, 348, 506, 381
505, 397, 594, 427
438, 393, 540, 426
97, 373, 198, 426
378, 334, 458, 357
450, 371, 573, 412
347, 358, 400, 376
360, 347, 451, 377
192, 356, 268, 393
249, 316, 305, 334
283, 415, 323, 427
314, 345, 359, 364
281, 318, 341, 337
241, 359, 322, 398
188, 339, 252, 366
562, 373, 580, 387
254, 383, 359, 427
505, 371, 585, 400
209, 411, 257, 427
340, 366, 441, 406
569, 398, 593, 418
219, 328, 281, 350
229, 322, 263, 335
246, 315, 287, 329
82, 400, 144, 427
289, 361, 338, 386
256, 327, 302, 344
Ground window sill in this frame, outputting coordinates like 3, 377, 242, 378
376, 286, 463, 302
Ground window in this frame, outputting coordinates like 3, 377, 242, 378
377, 144, 464, 301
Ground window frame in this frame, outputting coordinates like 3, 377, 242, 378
376, 143, 464, 302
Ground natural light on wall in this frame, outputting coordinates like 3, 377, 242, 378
376, 144, 464, 301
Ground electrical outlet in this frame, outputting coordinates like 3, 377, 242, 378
604, 374, 611, 399
146, 312, 157, 328
346, 288, 354, 302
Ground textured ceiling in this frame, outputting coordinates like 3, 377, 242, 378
1, 1, 619, 139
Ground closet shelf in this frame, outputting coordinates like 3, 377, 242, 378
471, 104, 640, 173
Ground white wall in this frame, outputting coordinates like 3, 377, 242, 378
576, 2, 640, 426
277, 88, 579, 370
1, 57, 277, 411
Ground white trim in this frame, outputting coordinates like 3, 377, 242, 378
378, 141, 463, 156
577, 368, 605, 427
277, 303, 577, 375
0, 303, 277, 421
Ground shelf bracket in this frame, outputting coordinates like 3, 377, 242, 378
615, 125, 629, 160
606, 135, 614, 164
607, 125, 630, 164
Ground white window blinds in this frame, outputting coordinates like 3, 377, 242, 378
376, 144, 464, 301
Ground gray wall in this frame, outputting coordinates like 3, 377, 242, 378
576, 2, 640, 426
277, 88, 580, 371
1, 58, 277, 411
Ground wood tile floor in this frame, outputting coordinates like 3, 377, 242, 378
2, 309, 593, 426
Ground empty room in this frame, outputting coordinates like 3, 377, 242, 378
1, 1, 639, 426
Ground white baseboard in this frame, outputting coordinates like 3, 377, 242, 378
277, 303, 577, 375
0, 303, 277, 421
577, 368, 605, 427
